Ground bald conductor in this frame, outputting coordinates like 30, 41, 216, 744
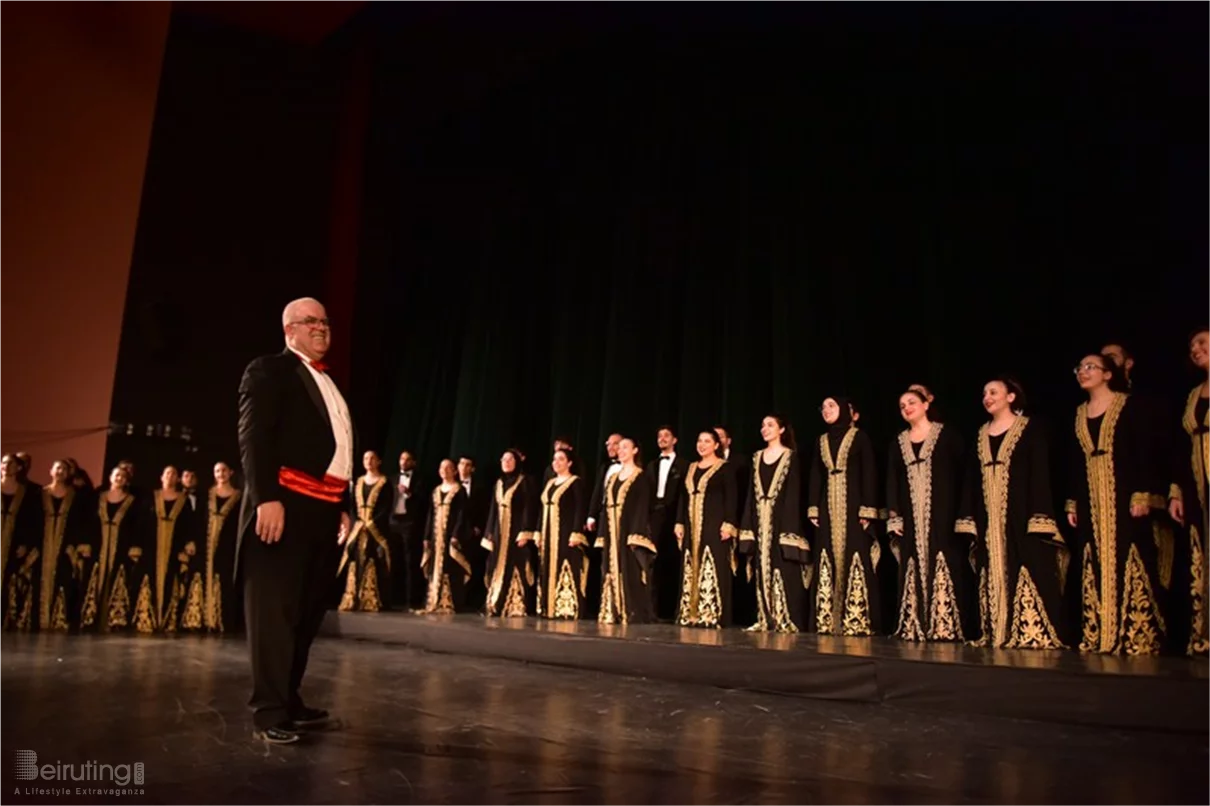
236, 297, 355, 744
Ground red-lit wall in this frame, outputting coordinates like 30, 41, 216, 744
1, 2, 171, 481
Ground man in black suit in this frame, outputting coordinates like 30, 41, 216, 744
457, 455, 489, 609
388, 450, 423, 610
585, 433, 622, 535
238, 297, 354, 745
647, 425, 689, 620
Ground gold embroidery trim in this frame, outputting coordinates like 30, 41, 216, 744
485, 476, 525, 614
39, 487, 75, 630
204, 489, 239, 630
539, 475, 578, 618
600, 470, 641, 624
820, 430, 858, 621
1075, 393, 1124, 653
977, 415, 1029, 648
897, 423, 942, 610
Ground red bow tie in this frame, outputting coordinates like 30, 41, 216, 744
299, 354, 329, 373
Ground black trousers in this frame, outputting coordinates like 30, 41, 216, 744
388, 514, 421, 610
243, 490, 342, 730
650, 501, 679, 621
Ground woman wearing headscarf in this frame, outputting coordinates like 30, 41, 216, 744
808, 396, 881, 636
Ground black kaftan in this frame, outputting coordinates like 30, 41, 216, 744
808, 428, 881, 636
739, 449, 808, 633
886, 423, 971, 642
674, 460, 738, 628
957, 416, 1067, 649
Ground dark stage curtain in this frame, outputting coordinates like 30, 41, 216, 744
353, 7, 1207, 486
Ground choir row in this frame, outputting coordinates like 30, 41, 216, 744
1, 459, 242, 634
3, 334, 1206, 659
344, 339, 1208, 658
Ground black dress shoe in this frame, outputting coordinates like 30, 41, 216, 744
293, 707, 330, 727
254, 723, 302, 745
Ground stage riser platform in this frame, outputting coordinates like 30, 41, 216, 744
320, 612, 1208, 734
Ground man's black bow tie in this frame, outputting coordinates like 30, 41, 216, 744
660, 455, 672, 461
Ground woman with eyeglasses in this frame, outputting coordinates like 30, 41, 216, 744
807, 398, 880, 636
956, 376, 1066, 649
1065, 353, 1167, 654
1169, 328, 1209, 655
481, 449, 538, 617
886, 389, 971, 642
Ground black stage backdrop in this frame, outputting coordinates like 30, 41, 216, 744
105, 10, 350, 479
355, 4, 1207, 488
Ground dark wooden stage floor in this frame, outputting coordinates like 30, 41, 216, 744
1, 622, 1206, 804
322, 612, 1209, 733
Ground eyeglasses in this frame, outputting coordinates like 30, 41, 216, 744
289, 317, 330, 329
1073, 363, 1106, 375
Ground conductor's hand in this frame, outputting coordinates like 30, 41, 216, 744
338, 512, 352, 545
256, 501, 285, 543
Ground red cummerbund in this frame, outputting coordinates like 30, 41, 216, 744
278, 467, 347, 504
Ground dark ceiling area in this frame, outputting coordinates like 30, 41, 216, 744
175, 1, 366, 46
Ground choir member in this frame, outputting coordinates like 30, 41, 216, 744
586, 433, 623, 534
1, 454, 41, 626
956, 377, 1066, 649
808, 397, 881, 636
1169, 327, 1209, 655
541, 437, 574, 485
338, 451, 392, 612
483, 449, 538, 617
14, 453, 32, 484
458, 455, 489, 610
595, 437, 656, 625
648, 426, 689, 620
389, 451, 423, 611
886, 389, 970, 641
1066, 353, 1166, 654
7, 459, 81, 631
82, 465, 140, 630
535, 448, 590, 619
1102, 340, 1180, 633
203, 461, 241, 632
716, 424, 756, 627
130, 465, 192, 633
585, 432, 622, 617
421, 459, 472, 614
63, 457, 96, 511
673, 429, 738, 628
739, 415, 808, 632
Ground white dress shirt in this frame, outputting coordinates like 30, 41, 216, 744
395, 471, 412, 515
657, 452, 676, 499
288, 345, 353, 481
